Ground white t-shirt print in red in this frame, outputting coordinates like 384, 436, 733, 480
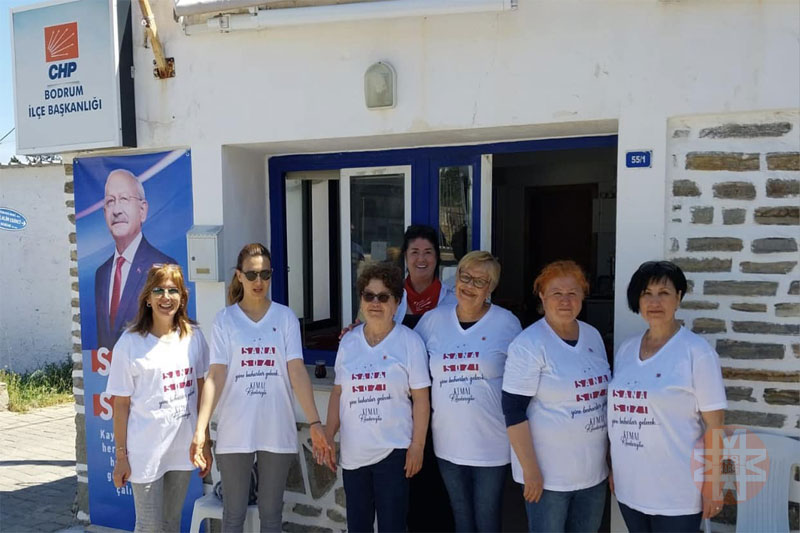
106, 326, 210, 483
210, 302, 304, 455
503, 318, 611, 491
335, 323, 431, 470
608, 327, 727, 516
416, 304, 522, 467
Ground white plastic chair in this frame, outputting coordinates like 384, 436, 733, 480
189, 440, 260, 533
704, 431, 800, 533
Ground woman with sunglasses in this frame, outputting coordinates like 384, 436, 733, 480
415, 251, 522, 532
502, 260, 610, 532
107, 264, 211, 532
608, 261, 726, 532
190, 243, 330, 533
324, 262, 431, 532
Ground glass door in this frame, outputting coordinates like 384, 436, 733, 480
340, 165, 412, 324
429, 155, 484, 282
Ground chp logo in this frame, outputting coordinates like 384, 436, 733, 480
691, 426, 769, 504
44, 22, 78, 79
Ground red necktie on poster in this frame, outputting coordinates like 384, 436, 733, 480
109, 256, 125, 327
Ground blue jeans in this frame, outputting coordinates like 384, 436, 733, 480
437, 458, 507, 532
524, 479, 607, 532
342, 449, 409, 533
618, 502, 702, 533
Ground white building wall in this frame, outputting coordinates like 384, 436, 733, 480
0, 164, 73, 373
118, 0, 800, 348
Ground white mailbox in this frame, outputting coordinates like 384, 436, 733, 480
186, 225, 223, 282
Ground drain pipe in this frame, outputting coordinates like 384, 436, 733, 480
182, 0, 517, 36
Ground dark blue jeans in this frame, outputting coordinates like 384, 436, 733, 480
618, 502, 702, 533
342, 449, 409, 533
524, 479, 607, 532
437, 458, 507, 532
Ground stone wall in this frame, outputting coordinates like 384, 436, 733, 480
668, 110, 799, 431
64, 162, 91, 522
667, 110, 799, 524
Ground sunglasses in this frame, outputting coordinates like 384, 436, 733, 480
457, 270, 490, 289
151, 287, 180, 296
362, 291, 392, 303
243, 269, 272, 281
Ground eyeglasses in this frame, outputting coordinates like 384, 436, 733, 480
104, 194, 142, 209
457, 270, 490, 289
362, 291, 392, 303
151, 287, 180, 296
243, 269, 272, 281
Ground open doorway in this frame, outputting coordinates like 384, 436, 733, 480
492, 146, 618, 355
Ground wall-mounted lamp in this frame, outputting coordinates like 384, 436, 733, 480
364, 62, 396, 109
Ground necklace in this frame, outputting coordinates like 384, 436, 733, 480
640, 322, 680, 361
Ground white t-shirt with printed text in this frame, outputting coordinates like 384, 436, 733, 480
335, 323, 431, 470
608, 327, 727, 516
502, 319, 610, 491
210, 302, 304, 454
416, 304, 522, 466
106, 326, 210, 483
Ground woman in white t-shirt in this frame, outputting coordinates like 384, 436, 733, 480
608, 261, 726, 532
502, 260, 610, 533
107, 264, 210, 533
190, 243, 330, 533
324, 262, 431, 533
416, 251, 522, 532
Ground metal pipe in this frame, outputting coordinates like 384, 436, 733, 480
182, 0, 517, 36
138, 0, 174, 78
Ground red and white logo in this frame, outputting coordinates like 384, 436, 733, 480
44, 22, 79, 62
691, 426, 769, 503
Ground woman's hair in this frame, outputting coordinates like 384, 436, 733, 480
401, 224, 441, 278
129, 264, 195, 337
356, 262, 404, 302
228, 243, 272, 305
457, 251, 501, 292
533, 260, 590, 297
626, 260, 687, 313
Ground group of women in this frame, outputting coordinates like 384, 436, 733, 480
107, 225, 727, 533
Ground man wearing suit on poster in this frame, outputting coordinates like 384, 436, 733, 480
95, 169, 176, 349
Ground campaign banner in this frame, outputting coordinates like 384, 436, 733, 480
74, 150, 200, 531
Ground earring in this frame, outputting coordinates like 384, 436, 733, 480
146, 302, 151, 307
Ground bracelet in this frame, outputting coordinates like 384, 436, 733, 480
309, 420, 321, 426
116, 446, 126, 452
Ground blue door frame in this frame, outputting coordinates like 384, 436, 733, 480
267, 134, 617, 363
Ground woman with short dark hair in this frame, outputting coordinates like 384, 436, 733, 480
609, 260, 726, 532
107, 264, 210, 533
324, 262, 431, 532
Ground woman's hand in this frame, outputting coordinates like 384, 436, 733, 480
522, 464, 544, 503
338, 319, 362, 340
199, 441, 213, 478
702, 482, 724, 519
310, 423, 336, 471
113, 456, 131, 488
190, 432, 207, 470
404, 442, 424, 478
